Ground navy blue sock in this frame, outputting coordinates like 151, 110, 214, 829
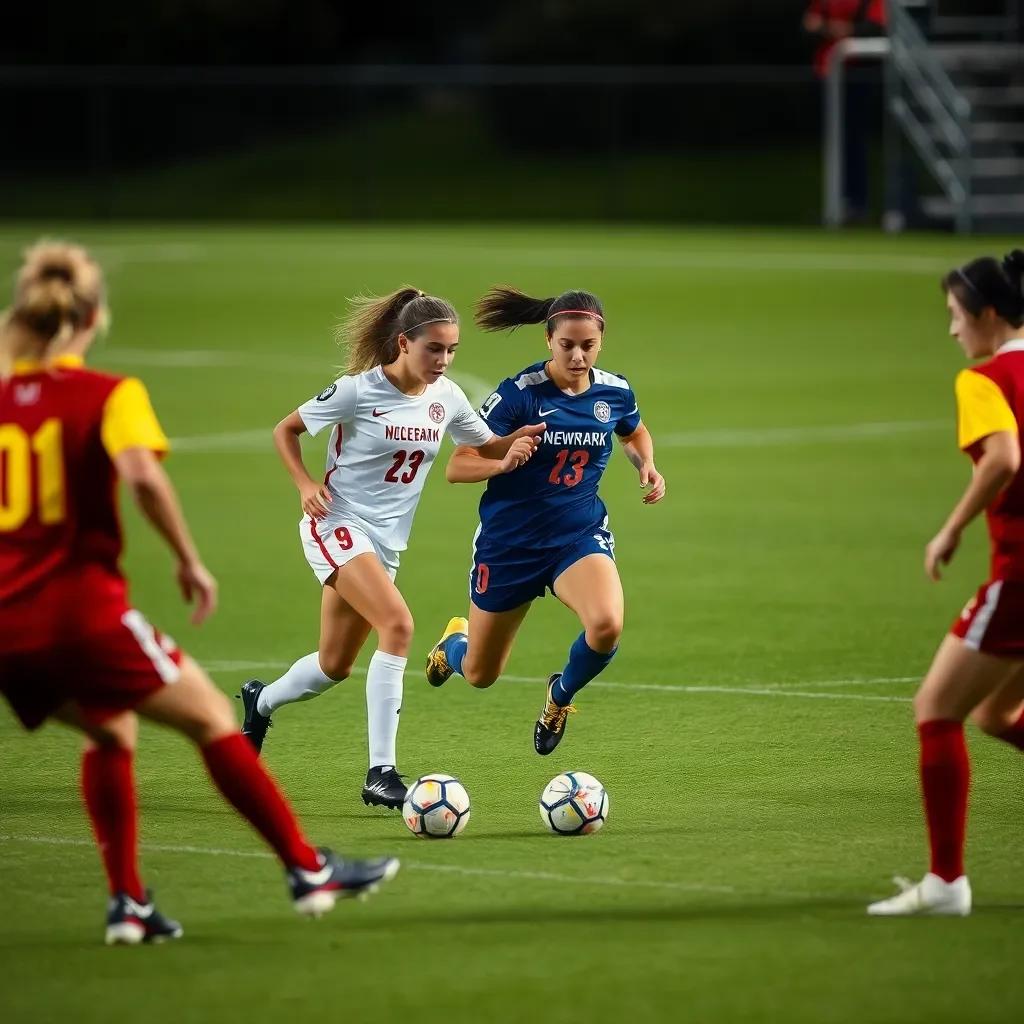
551, 632, 617, 706
442, 633, 468, 677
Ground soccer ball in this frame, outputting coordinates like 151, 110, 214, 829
403, 774, 471, 839
539, 772, 608, 835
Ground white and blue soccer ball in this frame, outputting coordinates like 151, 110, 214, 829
403, 773, 471, 839
539, 771, 608, 835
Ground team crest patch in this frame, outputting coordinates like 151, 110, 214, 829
429, 402, 446, 423
593, 400, 611, 423
316, 383, 337, 402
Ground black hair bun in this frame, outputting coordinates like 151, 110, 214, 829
1001, 249, 1024, 291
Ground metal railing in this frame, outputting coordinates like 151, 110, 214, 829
886, 0, 973, 232
927, 0, 1020, 39
823, 37, 892, 227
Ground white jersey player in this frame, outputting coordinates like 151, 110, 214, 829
238, 288, 542, 809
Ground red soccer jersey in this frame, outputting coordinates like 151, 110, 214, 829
0, 355, 168, 648
808, 0, 887, 77
956, 341, 1024, 581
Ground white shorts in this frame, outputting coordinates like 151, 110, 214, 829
299, 516, 400, 585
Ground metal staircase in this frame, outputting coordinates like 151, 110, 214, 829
887, 1, 1024, 232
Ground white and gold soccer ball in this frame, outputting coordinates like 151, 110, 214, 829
539, 771, 608, 835
403, 773, 471, 839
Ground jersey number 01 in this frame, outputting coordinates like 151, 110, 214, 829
0, 419, 65, 532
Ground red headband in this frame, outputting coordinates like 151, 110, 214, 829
547, 309, 604, 322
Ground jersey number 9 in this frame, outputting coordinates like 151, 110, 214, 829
0, 419, 65, 532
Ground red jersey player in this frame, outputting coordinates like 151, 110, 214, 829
0, 242, 398, 944
869, 250, 1024, 917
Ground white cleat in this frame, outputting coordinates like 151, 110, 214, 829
867, 873, 972, 917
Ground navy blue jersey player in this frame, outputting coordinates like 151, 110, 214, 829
426, 287, 666, 754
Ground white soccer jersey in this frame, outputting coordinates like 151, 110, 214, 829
297, 366, 493, 551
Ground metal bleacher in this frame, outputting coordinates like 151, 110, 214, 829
887, 0, 1024, 232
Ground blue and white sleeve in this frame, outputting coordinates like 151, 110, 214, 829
476, 378, 526, 438
615, 386, 642, 437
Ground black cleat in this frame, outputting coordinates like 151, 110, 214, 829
361, 766, 408, 810
287, 848, 400, 917
105, 890, 183, 946
238, 678, 272, 754
534, 673, 576, 756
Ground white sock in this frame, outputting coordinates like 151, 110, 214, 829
257, 653, 338, 715
366, 650, 406, 770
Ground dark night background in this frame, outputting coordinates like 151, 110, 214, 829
0, 2, 888, 222
5, 2, 814, 66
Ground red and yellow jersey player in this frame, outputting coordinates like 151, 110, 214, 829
869, 250, 1024, 917
0, 241, 398, 944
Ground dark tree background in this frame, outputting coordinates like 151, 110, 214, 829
5, 1, 814, 66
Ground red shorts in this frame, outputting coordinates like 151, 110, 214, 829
951, 580, 1024, 659
0, 606, 183, 731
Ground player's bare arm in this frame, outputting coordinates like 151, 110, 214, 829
273, 409, 332, 520
113, 446, 218, 624
618, 423, 666, 505
446, 437, 540, 484
925, 429, 1020, 581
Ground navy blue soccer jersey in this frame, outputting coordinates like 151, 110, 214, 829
475, 361, 642, 555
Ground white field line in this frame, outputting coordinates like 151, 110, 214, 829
67, 240, 960, 275
167, 419, 949, 454
95, 348, 948, 453
0, 833, 767, 898
206, 661, 911, 704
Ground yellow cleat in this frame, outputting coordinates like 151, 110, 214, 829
426, 616, 469, 687
535, 674, 576, 755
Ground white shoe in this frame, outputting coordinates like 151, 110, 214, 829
867, 873, 972, 917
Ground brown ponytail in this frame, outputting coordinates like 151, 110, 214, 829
475, 286, 605, 334
334, 285, 459, 375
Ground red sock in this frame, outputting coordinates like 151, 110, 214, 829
81, 747, 145, 902
918, 719, 970, 883
996, 708, 1024, 752
202, 733, 319, 871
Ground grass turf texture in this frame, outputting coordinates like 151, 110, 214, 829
0, 225, 1021, 1023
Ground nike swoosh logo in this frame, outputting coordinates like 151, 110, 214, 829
297, 863, 335, 887
123, 897, 154, 919
372, 409, 387, 417
538, 408, 557, 416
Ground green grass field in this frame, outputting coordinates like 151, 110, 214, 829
1, 225, 1022, 1023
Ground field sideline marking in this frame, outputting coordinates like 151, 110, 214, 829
65, 240, 959, 276
203, 661, 912, 704
94, 349, 948, 453
0, 833, 784, 898
165, 420, 949, 454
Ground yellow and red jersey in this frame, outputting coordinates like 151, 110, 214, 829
956, 340, 1024, 580
0, 355, 168, 644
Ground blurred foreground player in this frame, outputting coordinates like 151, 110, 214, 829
0, 242, 398, 944
869, 251, 1024, 916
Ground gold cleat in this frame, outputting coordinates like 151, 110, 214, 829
534, 674, 577, 755
426, 616, 469, 687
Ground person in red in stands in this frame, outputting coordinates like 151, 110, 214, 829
0, 241, 398, 945
803, 0, 887, 224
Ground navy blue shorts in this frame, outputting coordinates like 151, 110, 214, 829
469, 521, 616, 614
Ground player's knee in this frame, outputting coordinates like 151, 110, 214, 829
378, 611, 414, 655
971, 703, 1015, 737
587, 614, 623, 652
83, 712, 137, 752
464, 663, 499, 688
